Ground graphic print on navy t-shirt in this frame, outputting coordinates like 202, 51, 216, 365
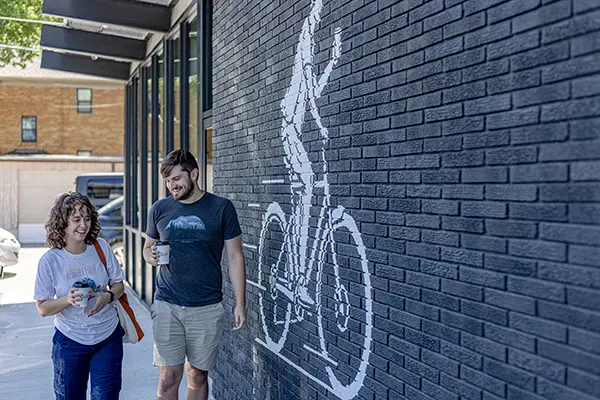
165, 215, 207, 242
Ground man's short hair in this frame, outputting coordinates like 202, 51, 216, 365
160, 149, 199, 178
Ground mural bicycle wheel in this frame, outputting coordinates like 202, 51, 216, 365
257, 202, 294, 353
315, 206, 373, 400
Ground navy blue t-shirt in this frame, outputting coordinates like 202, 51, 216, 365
146, 192, 242, 306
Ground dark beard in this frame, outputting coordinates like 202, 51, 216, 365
174, 181, 194, 201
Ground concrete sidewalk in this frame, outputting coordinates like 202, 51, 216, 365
0, 246, 200, 399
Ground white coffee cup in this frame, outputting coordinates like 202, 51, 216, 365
72, 282, 91, 308
156, 242, 170, 265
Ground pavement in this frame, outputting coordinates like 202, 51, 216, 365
0, 246, 210, 400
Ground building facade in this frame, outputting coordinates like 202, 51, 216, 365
0, 60, 124, 156
39, 0, 600, 399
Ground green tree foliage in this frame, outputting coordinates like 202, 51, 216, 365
0, 0, 59, 67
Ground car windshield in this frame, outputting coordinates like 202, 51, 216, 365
98, 196, 124, 215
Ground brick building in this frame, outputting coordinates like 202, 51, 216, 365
0, 58, 124, 156
39, 1, 600, 400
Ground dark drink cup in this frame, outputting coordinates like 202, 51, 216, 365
72, 281, 91, 308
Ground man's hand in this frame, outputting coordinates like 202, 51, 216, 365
88, 292, 111, 317
143, 245, 159, 267
233, 304, 246, 330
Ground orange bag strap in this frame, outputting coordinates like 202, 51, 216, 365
92, 240, 145, 342
93, 240, 108, 270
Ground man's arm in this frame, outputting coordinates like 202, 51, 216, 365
143, 204, 160, 267
225, 235, 246, 330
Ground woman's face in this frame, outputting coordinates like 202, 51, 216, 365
65, 205, 91, 244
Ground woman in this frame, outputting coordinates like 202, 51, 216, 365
34, 192, 126, 400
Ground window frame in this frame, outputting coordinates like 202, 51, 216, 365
76, 88, 93, 114
21, 116, 37, 142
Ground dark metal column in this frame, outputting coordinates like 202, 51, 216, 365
124, 85, 131, 226
164, 41, 174, 155
131, 78, 139, 229
130, 78, 139, 287
140, 68, 149, 232
124, 84, 132, 283
151, 55, 160, 203
180, 22, 190, 151
139, 68, 149, 302
197, 4, 206, 189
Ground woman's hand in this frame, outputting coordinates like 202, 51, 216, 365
88, 292, 111, 317
67, 287, 82, 307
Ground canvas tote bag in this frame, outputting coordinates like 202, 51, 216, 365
93, 240, 145, 344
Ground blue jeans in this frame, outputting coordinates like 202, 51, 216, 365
52, 324, 124, 400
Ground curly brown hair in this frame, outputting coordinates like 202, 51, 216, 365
45, 192, 101, 249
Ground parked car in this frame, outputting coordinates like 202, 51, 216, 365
97, 196, 124, 267
74, 173, 124, 210
0, 227, 21, 278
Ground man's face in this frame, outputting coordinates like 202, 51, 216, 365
165, 165, 196, 201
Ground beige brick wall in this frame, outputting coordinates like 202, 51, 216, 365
0, 85, 124, 156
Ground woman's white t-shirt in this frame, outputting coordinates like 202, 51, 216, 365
33, 238, 126, 345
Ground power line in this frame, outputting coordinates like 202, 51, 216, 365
0, 43, 40, 52
0, 16, 62, 26
53, 103, 124, 109
0, 99, 124, 109
0, 15, 60, 53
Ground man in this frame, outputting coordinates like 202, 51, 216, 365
143, 149, 246, 400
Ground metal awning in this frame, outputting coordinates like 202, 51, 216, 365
41, 25, 146, 61
42, 0, 171, 32
39, 0, 173, 80
41, 50, 131, 80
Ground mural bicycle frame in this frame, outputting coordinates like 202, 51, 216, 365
248, 1, 373, 399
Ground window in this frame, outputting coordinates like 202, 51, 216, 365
87, 182, 123, 200
206, 127, 213, 192
21, 116, 37, 142
188, 16, 199, 159
173, 32, 181, 149
77, 88, 93, 113
202, 0, 213, 111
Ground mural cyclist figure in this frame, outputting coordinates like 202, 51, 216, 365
143, 149, 247, 400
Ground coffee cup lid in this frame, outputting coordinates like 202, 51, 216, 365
72, 281, 90, 288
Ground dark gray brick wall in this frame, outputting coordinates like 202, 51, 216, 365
211, 0, 600, 399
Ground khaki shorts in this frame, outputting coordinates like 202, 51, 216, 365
151, 300, 226, 371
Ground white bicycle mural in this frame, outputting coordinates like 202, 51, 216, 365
247, 1, 373, 399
